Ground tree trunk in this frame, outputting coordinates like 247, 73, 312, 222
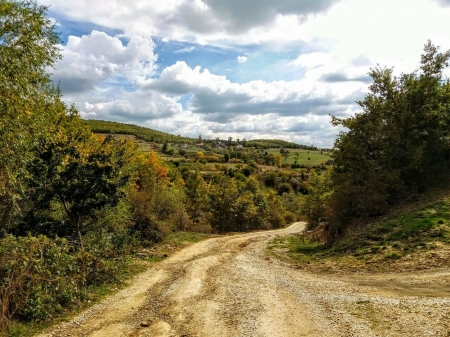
77, 228, 84, 251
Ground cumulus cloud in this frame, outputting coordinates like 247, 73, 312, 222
79, 90, 183, 122
237, 55, 248, 63
53, 30, 157, 95
290, 52, 333, 68
147, 62, 360, 122
53, 30, 185, 125
42, 0, 344, 43
319, 72, 371, 83
199, 0, 343, 33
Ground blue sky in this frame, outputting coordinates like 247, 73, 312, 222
40, 0, 450, 147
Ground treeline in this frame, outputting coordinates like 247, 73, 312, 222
246, 139, 318, 150
0, 2, 306, 331
85, 120, 318, 150
84, 119, 195, 144
304, 41, 450, 243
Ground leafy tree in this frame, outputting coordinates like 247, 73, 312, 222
275, 154, 282, 167
129, 151, 186, 240
184, 170, 209, 224
23, 114, 135, 249
161, 141, 169, 153
224, 151, 230, 163
208, 175, 239, 232
195, 151, 205, 161
0, 0, 62, 230
301, 169, 333, 229
330, 41, 450, 238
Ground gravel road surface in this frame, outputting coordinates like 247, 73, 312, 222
37, 222, 450, 337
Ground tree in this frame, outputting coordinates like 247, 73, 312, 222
224, 151, 230, 163
208, 176, 239, 232
301, 170, 333, 229
24, 114, 135, 249
184, 170, 209, 224
0, 0, 62, 230
330, 41, 450, 237
161, 141, 169, 153
195, 151, 205, 161
129, 151, 187, 239
275, 154, 282, 167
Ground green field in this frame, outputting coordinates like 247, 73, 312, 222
97, 128, 332, 169
264, 148, 332, 166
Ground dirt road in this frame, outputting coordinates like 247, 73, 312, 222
37, 222, 450, 337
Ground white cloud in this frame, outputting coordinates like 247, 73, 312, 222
304, 0, 450, 73
174, 46, 195, 53
42, 0, 450, 148
53, 31, 184, 125
148, 62, 361, 119
290, 52, 332, 68
53, 30, 157, 96
237, 55, 248, 63
41, 0, 343, 44
79, 90, 183, 122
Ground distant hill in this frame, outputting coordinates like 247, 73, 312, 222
83, 120, 196, 144
83, 119, 321, 150
246, 139, 317, 150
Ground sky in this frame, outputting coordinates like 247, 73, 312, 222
38, 0, 450, 148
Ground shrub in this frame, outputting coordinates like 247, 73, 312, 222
0, 235, 124, 330
284, 211, 298, 224
0, 236, 79, 324
203, 156, 219, 163
269, 211, 286, 229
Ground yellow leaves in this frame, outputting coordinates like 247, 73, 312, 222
93, 134, 106, 143
132, 151, 170, 191
146, 151, 170, 182
275, 154, 282, 167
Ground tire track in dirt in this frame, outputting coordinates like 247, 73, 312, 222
37, 222, 450, 337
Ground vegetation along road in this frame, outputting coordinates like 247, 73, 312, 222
37, 222, 450, 337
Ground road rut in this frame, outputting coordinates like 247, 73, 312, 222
37, 222, 450, 337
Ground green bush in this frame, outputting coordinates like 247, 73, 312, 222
284, 211, 298, 224
0, 236, 79, 324
0, 235, 124, 331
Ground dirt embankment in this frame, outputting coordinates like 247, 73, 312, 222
37, 222, 450, 337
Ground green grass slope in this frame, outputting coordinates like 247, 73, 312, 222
269, 194, 450, 273
83, 119, 196, 144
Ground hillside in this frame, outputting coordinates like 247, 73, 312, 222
83, 119, 323, 150
268, 187, 450, 274
83, 119, 196, 144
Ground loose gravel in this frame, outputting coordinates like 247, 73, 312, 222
36, 222, 450, 337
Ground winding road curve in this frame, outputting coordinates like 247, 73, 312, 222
37, 222, 450, 337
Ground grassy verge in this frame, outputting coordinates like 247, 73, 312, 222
268, 198, 450, 273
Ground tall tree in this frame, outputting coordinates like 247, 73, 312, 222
24, 114, 135, 249
330, 41, 450, 238
184, 170, 209, 224
0, 0, 62, 230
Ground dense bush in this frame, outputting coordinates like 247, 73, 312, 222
0, 235, 122, 328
